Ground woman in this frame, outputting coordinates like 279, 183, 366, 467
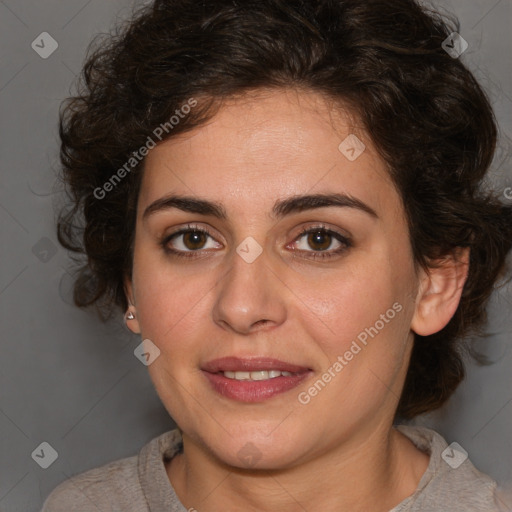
42, 0, 512, 510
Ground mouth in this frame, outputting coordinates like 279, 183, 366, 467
201, 357, 313, 402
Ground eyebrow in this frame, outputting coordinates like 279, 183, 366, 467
142, 192, 378, 222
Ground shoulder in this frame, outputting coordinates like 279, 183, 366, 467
41, 429, 183, 512
394, 424, 503, 512
40, 454, 143, 512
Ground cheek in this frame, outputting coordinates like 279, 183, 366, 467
299, 275, 412, 416
131, 262, 210, 410
300, 249, 415, 398
131, 239, 218, 340
303, 259, 400, 343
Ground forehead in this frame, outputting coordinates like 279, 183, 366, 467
137, 89, 401, 222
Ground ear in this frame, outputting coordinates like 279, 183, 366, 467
123, 276, 142, 335
410, 247, 470, 336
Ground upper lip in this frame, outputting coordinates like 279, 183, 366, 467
202, 357, 311, 373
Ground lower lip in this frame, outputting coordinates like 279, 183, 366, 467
202, 371, 312, 402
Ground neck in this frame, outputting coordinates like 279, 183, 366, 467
166, 423, 430, 512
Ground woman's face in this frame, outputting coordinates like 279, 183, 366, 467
125, 88, 423, 469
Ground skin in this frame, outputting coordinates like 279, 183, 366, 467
124, 88, 469, 512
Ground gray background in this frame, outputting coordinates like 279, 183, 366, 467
0, 1, 511, 511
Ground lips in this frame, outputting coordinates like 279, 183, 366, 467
201, 357, 312, 402
202, 356, 310, 373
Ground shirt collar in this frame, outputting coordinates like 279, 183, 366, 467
137, 428, 186, 511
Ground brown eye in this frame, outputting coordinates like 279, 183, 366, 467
161, 225, 222, 258
182, 231, 208, 250
291, 226, 352, 261
307, 231, 333, 251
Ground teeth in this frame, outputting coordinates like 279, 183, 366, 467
222, 370, 296, 380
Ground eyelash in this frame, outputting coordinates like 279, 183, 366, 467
160, 223, 352, 261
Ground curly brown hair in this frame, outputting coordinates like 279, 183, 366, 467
56, 0, 512, 419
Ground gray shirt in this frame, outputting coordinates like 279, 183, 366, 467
41, 425, 505, 511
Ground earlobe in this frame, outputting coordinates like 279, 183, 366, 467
410, 247, 470, 336
124, 306, 142, 334
123, 277, 142, 335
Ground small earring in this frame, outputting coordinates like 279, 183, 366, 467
125, 310, 135, 321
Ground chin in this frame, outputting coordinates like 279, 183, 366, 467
200, 422, 308, 471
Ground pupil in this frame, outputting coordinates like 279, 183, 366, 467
184, 231, 205, 249
308, 231, 330, 251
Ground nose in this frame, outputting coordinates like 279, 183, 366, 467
211, 242, 287, 335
